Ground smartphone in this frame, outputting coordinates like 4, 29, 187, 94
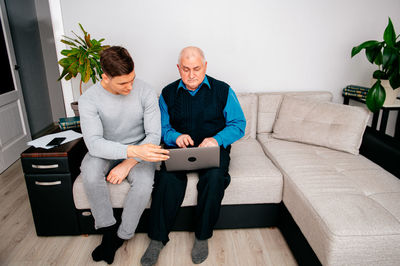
46, 137, 66, 147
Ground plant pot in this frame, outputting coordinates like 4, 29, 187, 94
71, 101, 79, 116
372, 79, 400, 106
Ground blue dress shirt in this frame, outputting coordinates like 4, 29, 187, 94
160, 76, 246, 148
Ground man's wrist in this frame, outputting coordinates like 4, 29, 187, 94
123, 158, 138, 167
213, 135, 222, 146
127, 145, 137, 158
171, 132, 182, 146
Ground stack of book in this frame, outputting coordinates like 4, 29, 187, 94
59, 116, 80, 130
342, 85, 370, 100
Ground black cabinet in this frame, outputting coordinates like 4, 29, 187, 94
343, 94, 400, 139
21, 136, 86, 236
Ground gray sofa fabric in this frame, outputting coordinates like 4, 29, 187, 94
73, 91, 400, 265
258, 133, 400, 265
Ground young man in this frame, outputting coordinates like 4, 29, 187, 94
79, 46, 169, 264
141, 46, 246, 265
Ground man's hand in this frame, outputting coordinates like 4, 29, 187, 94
127, 144, 169, 162
176, 134, 194, 148
107, 159, 138, 184
198, 137, 219, 147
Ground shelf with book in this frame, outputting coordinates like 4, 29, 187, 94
59, 116, 80, 130
343, 88, 400, 140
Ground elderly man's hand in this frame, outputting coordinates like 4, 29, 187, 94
176, 134, 194, 148
127, 144, 169, 162
198, 137, 218, 147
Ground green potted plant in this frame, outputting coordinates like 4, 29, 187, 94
58, 23, 109, 116
351, 17, 400, 112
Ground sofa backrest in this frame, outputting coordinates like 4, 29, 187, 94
257, 91, 333, 134
236, 91, 332, 140
237, 93, 258, 139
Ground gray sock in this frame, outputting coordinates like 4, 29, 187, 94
191, 238, 208, 264
140, 240, 164, 266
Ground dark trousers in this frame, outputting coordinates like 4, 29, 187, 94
148, 146, 231, 244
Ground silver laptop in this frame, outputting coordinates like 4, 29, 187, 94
165, 146, 220, 171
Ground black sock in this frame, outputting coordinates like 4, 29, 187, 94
91, 224, 125, 264
91, 243, 104, 262
103, 233, 124, 264
92, 225, 114, 262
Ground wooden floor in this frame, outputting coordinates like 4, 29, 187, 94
0, 160, 297, 266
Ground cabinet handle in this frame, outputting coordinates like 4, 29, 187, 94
32, 164, 59, 169
35, 181, 62, 186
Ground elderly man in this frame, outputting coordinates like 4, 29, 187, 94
141, 46, 246, 265
79, 46, 169, 264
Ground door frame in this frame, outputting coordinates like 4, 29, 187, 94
0, 0, 31, 172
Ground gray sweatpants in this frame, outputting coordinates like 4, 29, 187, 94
80, 153, 155, 240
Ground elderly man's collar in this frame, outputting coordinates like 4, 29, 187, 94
177, 75, 211, 93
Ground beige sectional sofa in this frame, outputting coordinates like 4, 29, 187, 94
73, 91, 400, 265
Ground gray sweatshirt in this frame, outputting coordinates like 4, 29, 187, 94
78, 78, 161, 160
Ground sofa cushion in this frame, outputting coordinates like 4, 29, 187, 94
257, 133, 400, 265
257, 91, 332, 134
183, 138, 282, 206
272, 96, 370, 155
73, 138, 283, 209
73, 175, 134, 210
237, 93, 258, 139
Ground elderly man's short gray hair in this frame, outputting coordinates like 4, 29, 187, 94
178, 46, 206, 65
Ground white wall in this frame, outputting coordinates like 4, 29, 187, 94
56, 0, 400, 133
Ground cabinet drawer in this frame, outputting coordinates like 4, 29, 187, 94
21, 157, 70, 174
24, 173, 80, 236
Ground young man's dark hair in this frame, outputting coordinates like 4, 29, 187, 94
100, 46, 134, 77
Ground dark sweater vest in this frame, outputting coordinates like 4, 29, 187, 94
162, 75, 229, 147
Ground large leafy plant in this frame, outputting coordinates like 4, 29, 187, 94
351, 17, 400, 112
58, 23, 109, 95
